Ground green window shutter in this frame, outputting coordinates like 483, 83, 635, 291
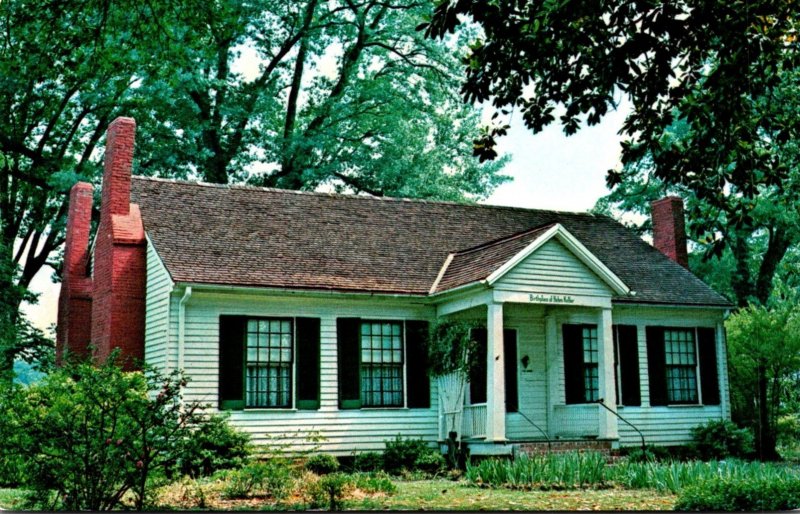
469, 328, 488, 404
616, 325, 641, 406
646, 326, 667, 406
296, 317, 321, 410
406, 320, 431, 408
337, 317, 361, 409
562, 324, 584, 404
697, 327, 720, 405
504, 329, 518, 413
219, 316, 246, 410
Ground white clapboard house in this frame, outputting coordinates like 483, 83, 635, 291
57, 117, 732, 455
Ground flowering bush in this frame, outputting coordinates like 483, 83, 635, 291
0, 351, 208, 510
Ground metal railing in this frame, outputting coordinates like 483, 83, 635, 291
517, 410, 552, 452
596, 398, 646, 451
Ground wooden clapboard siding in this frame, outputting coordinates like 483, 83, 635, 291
495, 239, 612, 297
611, 305, 729, 447
144, 239, 173, 371
178, 291, 439, 454
616, 405, 724, 446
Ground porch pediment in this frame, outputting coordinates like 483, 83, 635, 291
431, 223, 630, 298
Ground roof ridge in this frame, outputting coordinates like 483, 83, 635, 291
130, 175, 600, 217
451, 223, 558, 256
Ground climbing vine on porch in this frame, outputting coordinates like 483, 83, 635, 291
426, 320, 481, 377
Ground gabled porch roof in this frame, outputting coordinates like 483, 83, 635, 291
430, 223, 631, 297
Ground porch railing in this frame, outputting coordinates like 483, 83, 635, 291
461, 403, 487, 439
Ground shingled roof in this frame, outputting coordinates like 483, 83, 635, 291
131, 177, 730, 307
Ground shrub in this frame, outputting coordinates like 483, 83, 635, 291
622, 444, 672, 463
383, 435, 433, 474
263, 459, 293, 501
311, 472, 353, 510
223, 463, 268, 499
353, 451, 383, 472
306, 453, 340, 475
0, 352, 209, 511
414, 450, 446, 474
350, 471, 397, 494
173, 413, 251, 478
690, 419, 754, 460
675, 476, 800, 511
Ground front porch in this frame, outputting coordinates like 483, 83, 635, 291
429, 223, 635, 453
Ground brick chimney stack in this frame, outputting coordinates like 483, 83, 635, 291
56, 182, 94, 363
651, 196, 688, 268
91, 116, 146, 369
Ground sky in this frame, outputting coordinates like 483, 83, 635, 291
20, 103, 631, 334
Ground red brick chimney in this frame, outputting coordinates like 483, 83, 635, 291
91, 116, 146, 369
56, 182, 94, 364
651, 196, 688, 268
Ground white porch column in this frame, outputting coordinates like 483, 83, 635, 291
485, 301, 506, 441
545, 314, 559, 437
597, 307, 618, 439
716, 321, 731, 420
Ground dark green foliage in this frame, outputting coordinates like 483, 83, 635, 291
312, 472, 352, 511
0, 452, 27, 487
0, 353, 208, 511
222, 459, 293, 500
675, 476, 800, 511
690, 420, 755, 461
426, 320, 480, 377
349, 471, 396, 494
306, 453, 340, 475
353, 452, 383, 472
424, 0, 798, 229
173, 413, 251, 478
383, 435, 436, 474
222, 462, 270, 499
621, 445, 672, 463
413, 451, 447, 475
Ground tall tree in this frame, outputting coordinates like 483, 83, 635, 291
726, 293, 800, 460
1, 0, 508, 377
593, 66, 800, 308
424, 0, 799, 220
593, 65, 800, 459
0, 0, 173, 377
133, 0, 508, 200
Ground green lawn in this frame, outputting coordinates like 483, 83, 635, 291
0, 479, 677, 511
0, 488, 27, 510
352, 480, 676, 511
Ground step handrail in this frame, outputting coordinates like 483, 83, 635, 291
517, 410, 552, 453
596, 398, 646, 451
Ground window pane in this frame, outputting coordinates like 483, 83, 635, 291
664, 330, 698, 404
245, 318, 293, 408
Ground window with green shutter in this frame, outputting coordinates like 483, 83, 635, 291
646, 326, 720, 406
218, 316, 320, 410
336, 318, 431, 409
563, 324, 599, 404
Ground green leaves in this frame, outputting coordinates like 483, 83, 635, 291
427, 0, 799, 226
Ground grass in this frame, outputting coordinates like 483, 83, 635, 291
149, 472, 676, 510
352, 479, 676, 511
0, 488, 27, 510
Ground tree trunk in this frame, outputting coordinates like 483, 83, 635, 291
755, 226, 792, 305
756, 362, 780, 460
